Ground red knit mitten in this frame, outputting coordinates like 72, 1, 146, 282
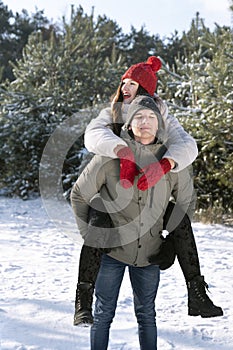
117, 147, 138, 189
137, 158, 171, 191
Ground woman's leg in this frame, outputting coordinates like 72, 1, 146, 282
164, 202, 223, 318
91, 254, 126, 350
74, 201, 113, 326
129, 264, 160, 350
74, 244, 102, 326
163, 201, 201, 280
78, 244, 102, 284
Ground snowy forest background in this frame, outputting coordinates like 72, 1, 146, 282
0, 1, 232, 223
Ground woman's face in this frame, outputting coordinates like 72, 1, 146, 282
130, 108, 158, 144
121, 79, 139, 104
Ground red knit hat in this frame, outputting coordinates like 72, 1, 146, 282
121, 56, 162, 96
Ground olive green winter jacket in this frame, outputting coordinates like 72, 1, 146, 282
71, 136, 196, 267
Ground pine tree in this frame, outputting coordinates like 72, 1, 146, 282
192, 26, 233, 212
158, 16, 233, 215
0, 5, 125, 198
0, 1, 49, 82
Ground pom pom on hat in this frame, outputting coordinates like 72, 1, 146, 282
146, 56, 162, 72
121, 56, 162, 96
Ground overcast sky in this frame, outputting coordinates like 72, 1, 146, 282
5, 0, 232, 37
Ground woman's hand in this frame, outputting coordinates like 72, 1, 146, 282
137, 158, 172, 190
117, 146, 138, 189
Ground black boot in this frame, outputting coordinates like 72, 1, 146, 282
74, 282, 94, 326
187, 276, 223, 318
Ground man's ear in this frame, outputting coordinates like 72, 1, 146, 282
128, 125, 132, 130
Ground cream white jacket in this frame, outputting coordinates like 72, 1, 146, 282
84, 96, 198, 172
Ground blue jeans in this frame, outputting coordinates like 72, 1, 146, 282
91, 254, 160, 350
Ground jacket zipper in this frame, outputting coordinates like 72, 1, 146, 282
149, 187, 155, 208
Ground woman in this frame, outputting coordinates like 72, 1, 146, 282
73, 56, 223, 326
71, 95, 196, 349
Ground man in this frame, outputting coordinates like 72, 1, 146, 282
71, 95, 195, 350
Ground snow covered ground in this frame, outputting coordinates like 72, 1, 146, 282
1, 196, 233, 350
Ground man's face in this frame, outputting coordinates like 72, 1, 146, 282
130, 108, 158, 145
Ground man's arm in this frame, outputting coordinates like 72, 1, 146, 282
71, 156, 106, 238
164, 166, 196, 233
